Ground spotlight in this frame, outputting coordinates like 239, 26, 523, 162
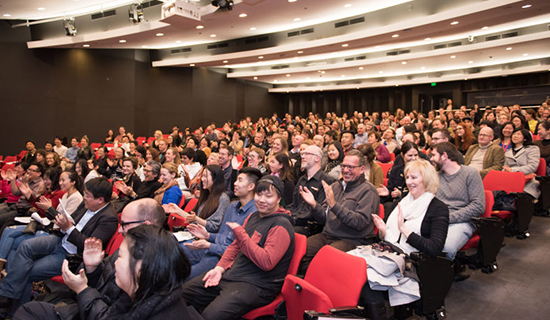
211, 0, 233, 11
63, 18, 77, 36
129, 4, 145, 23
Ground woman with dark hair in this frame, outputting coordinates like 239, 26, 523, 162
323, 142, 344, 180
268, 153, 295, 206
454, 122, 477, 155
378, 141, 419, 204
146, 148, 160, 163
200, 137, 212, 157
503, 128, 541, 198
493, 121, 514, 153
0, 170, 83, 270
164, 165, 230, 233
34, 149, 47, 167
52, 225, 193, 319
105, 129, 115, 143
356, 143, 384, 188
534, 121, 550, 173
367, 131, 390, 163
511, 114, 528, 131
74, 158, 93, 183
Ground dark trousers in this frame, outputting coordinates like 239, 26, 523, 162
182, 273, 275, 320
300, 233, 367, 274
12, 301, 61, 320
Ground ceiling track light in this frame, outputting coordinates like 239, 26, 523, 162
129, 4, 145, 23
211, 0, 234, 11
63, 18, 77, 36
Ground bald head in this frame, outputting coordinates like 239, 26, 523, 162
122, 198, 166, 229
478, 127, 494, 147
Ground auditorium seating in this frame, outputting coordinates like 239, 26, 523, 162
242, 234, 307, 319
281, 245, 367, 320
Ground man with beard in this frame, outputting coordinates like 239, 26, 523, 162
430, 142, 484, 267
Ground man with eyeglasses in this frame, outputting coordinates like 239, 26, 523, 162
429, 129, 463, 164
0, 162, 46, 234
14, 198, 166, 319
286, 145, 335, 236
464, 127, 504, 178
0, 177, 118, 314
299, 150, 379, 273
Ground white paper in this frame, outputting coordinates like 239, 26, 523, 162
173, 231, 194, 242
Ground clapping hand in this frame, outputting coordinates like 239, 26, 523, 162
83, 238, 104, 273
396, 204, 411, 238
377, 184, 389, 196
61, 259, 88, 295
187, 223, 209, 239
162, 203, 188, 217
36, 196, 53, 211
372, 214, 386, 239
321, 180, 335, 208
298, 186, 316, 207
203, 267, 224, 288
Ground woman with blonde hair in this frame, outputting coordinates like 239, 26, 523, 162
154, 162, 182, 205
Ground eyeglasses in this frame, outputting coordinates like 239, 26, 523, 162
341, 164, 361, 170
120, 220, 145, 229
27, 168, 40, 173
300, 152, 317, 157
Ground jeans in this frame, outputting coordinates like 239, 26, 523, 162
443, 222, 476, 260
181, 244, 220, 281
0, 225, 48, 264
0, 234, 67, 304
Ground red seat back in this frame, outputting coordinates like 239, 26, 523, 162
389, 153, 396, 162
287, 234, 307, 275
483, 170, 525, 194
105, 229, 124, 256
3, 156, 18, 164
483, 190, 494, 218
167, 213, 188, 231
184, 197, 198, 211
304, 245, 367, 307
536, 158, 546, 176
378, 162, 393, 178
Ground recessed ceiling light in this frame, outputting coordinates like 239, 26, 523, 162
344, 4, 352, 8
175, 40, 181, 43
306, 77, 310, 80
402, 61, 407, 65
522, 4, 532, 9
190, 64, 195, 66
3, 14, 11, 17
420, 66, 425, 70
392, 34, 399, 38
341, 75, 346, 78
210, 34, 217, 37
142, 45, 148, 48
321, 71, 325, 74
293, 57, 299, 60
274, 80, 278, 82
239, 13, 247, 18
523, 53, 529, 56
196, 25, 204, 29
156, 33, 164, 36
506, 47, 512, 50
450, 55, 456, 59
424, 38, 431, 41
286, 74, 291, 77
294, 18, 301, 21
297, 51, 303, 54
37, 7, 46, 11
83, 44, 90, 47
288, 0, 297, 2
468, 61, 473, 64
223, 60, 228, 63
342, 44, 348, 47
359, 67, 364, 70
253, 76, 258, 80
258, 56, 264, 59
119, 40, 126, 43
450, 21, 459, 25
250, 27, 256, 31
482, 26, 489, 30
379, 71, 384, 74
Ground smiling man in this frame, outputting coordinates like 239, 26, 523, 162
464, 127, 504, 178
182, 175, 295, 320
299, 149, 379, 272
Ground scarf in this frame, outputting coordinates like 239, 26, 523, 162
153, 180, 179, 204
324, 159, 341, 174
384, 192, 434, 255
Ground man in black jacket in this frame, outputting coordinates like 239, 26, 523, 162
0, 177, 118, 314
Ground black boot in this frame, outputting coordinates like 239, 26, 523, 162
366, 302, 386, 320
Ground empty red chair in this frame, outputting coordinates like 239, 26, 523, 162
3, 156, 18, 164
378, 162, 393, 178
136, 137, 146, 145
242, 234, 307, 319
17, 150, 28, 160
90, 143, 101, 150
461, 190, 494, 251
281, 245, 367, 320
483, 171, 525, 220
